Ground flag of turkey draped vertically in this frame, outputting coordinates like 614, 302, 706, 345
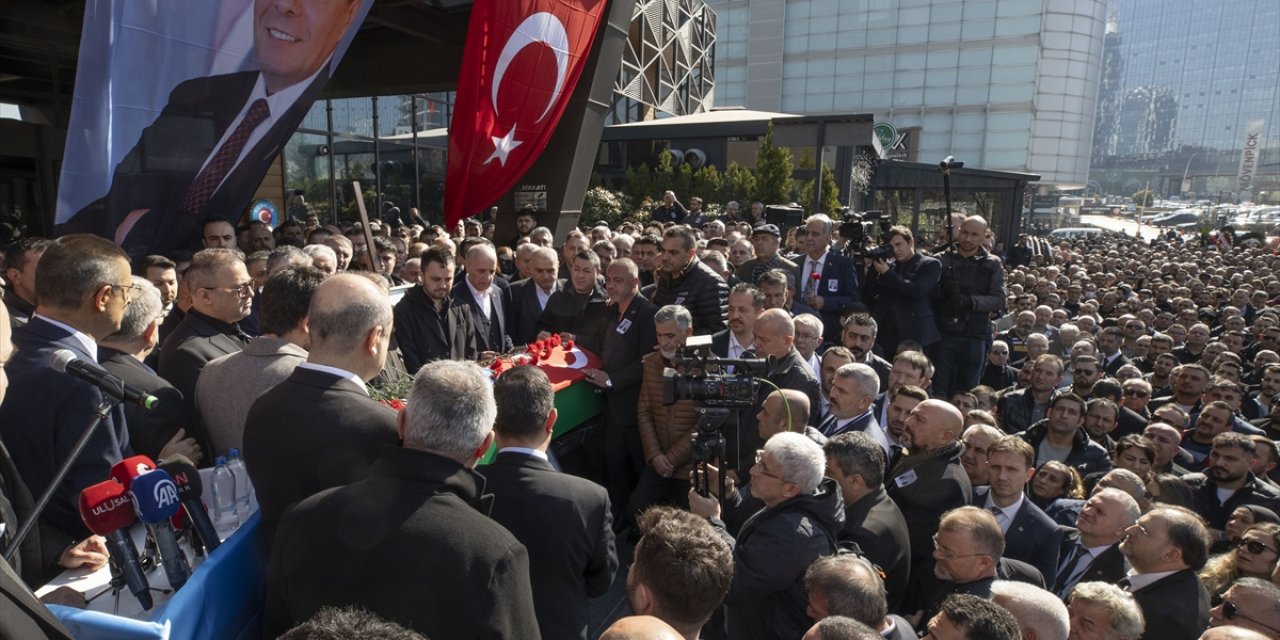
444, 0, 607, 227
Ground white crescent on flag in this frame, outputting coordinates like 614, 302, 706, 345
490, 12, 571, 124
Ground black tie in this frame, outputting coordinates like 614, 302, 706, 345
1055, 543, 1088, 595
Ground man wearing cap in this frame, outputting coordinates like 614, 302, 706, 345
736, 224, 798, 285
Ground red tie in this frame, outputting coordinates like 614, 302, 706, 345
181, 98, 270, 214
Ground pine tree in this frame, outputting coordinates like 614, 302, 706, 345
754, 123, 793, 205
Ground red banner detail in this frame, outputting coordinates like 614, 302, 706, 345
444, 0, 607, 228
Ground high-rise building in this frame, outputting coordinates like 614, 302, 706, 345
1089, 0, 1279, 198
706, 0, 1108, 188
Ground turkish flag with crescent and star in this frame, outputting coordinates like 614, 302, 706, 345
445, 0, 607, 227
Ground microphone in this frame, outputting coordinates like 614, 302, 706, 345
51, 350, 158, 410
157, 455, 221, 554
109, 455, 157, 492
79, 480, 153, 610
129, 469, 191, 590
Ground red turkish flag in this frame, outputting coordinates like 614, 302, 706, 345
444, 0, 607, 227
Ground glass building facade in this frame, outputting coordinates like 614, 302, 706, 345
1090, 0, 1280, 199
707, 0, 1108, 187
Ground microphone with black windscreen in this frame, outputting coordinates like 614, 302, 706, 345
157, 455, 221, 554
51, 349, 158, 410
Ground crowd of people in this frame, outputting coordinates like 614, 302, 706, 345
2, 202, 1280, 640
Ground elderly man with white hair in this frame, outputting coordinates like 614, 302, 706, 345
689, 431, 843, 640
1066, 581, 1145, 640
991, 580, 1070, 640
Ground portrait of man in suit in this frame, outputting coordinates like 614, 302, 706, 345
58, 0, 368, 256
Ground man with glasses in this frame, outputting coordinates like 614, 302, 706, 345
688, 432, 841, 640
1070, 355, 1105, 400
1208, 578, 1280, 639
919, 507, 1004, 625
0, 235, 137, 543
1118, 505, 1212, 640
982, 340, 1019, 391
1121, 379, 1153, 417
159, 248, 254, 454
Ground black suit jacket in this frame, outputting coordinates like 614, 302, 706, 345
158, 309, 247, 458
792, 252, 864, 344
596, 296, 659, 428
0, 557, 74, 640
840, 487, 911, 613
59, 71, 326, 256
0, 317, 130, 539
480, 452, 617, 640
242, 366, 400, 541
1102, 352, 1131, 376
1053, 527, 1128, 596
392, 286, 477, 373
99, 347, 186, 461
452, 278, 514, 353
507, 277, 564, 347
973, 487, 1062, 582
1131, 569, 1210, 640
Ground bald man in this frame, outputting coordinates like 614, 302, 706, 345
735, 309, 823, 472
453, 243, 513, 354
757, 389, 817, 442
243, 274, 401, 542
886, 399, 972, 608
599, 615, 684, 640
934, 215, 1007, 397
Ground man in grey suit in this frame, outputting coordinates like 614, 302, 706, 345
243, 274, 400, 541
197, 267, 324, 457
481, 365, 617, 640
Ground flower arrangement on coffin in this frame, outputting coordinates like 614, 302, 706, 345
481, 334, 576, 379
367, 375, 414, 410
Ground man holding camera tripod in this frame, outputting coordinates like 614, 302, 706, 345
932, 215, 1007, 398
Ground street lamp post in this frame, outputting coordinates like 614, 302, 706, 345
1180, 152, 1198, 197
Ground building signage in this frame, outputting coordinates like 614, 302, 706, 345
1237, 119, 1265, 201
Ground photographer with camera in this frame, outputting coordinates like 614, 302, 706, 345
865, 226, 941, 356
733, 310, 825, 473
932, 215, 1007, 398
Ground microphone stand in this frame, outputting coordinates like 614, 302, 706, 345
2, 397, 116, 563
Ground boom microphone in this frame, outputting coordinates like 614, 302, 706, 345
129, 469, 191, 590
51, 350, 158, 410
157, 455, 221, 553
79, 480, 153, 610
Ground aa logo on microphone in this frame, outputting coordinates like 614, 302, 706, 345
153, 479, 180, 509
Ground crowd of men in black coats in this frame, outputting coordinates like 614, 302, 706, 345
2, 208, 1280, 640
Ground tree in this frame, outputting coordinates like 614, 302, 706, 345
580, 187, 631, 228
796, 149, 817, 215
720, 162, 758, 205
754, 123, 793, 205
817, 161, 842, 214
1133, 188, 1155, 207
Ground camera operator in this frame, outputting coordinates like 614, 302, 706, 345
733, 310, 824, 474
865, 226, 941, 357
932, 215, 1007, 398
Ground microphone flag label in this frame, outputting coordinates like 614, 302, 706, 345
444, 0, 608, 227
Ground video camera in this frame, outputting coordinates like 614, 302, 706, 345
838, 209, 895, 260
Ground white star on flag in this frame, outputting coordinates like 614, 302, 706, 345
484, 128, 522, 166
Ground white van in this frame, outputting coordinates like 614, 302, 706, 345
1048, 227, 1104, 240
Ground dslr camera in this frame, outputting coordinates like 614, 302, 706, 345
838, 209, 895, 260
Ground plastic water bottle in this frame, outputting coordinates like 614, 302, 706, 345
227, 448, 255, 515
210, 456, 240, 536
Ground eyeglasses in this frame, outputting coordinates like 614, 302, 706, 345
1123, 389, 1151, 397
1235, 538, 1279, 556
108, 283, 142, 305
753, 450, 790, 483
932, 535, 990, 561
202, 282, 254, 298
1221, 600, 1280, 634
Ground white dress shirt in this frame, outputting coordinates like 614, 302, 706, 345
298, 362, 368, 396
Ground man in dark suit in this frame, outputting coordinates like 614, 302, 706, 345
453, 243, 514, 355
481, 365, 617, 640
886, 400, 972, 610
1053, 488, 1139, 598
920, 507, 1005, 624
804, 553, 916, 640
865, 226, 941, 356
973, 437, 1062, 582
822, 364, 895, 456
796, 214, 863, 345
506, 246, 563, 346
265, 360, 540, 639
711, 283, 762, 361
582, 259, 658, 522
97, 279, 201, 463
1098, 327, 1132, 377
243, 274, 401, 541
0, 235, 135, 541
159, 248, 253, 455
393, 245, 477, 372
1118, 506, 1212, 640
56, 0, 365, 257
824, 432, 912, 613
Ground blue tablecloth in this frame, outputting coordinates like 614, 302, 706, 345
50, 513, 266, 640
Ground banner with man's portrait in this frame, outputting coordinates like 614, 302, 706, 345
55, 0, 373, 257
